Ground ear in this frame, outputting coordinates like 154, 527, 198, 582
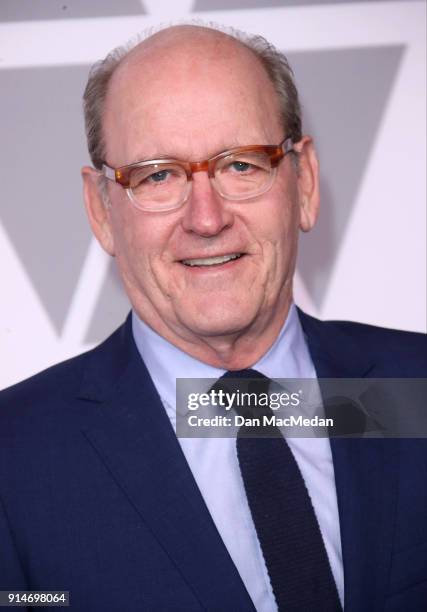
81, 166, 116, 256
294, 136, 320, 233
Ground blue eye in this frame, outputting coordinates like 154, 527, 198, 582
232, 161, 251, 172
149, 169, 170, 183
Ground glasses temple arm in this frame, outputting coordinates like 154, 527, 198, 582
102, 164, 116, 181
281, 138, 294, 155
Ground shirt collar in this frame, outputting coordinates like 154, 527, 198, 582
132, 304, 315, 414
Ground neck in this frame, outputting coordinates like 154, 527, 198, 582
133, 295, 293, 370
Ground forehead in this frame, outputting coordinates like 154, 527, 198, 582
103, 27, 283, 164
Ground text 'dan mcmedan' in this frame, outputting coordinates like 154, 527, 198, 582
187, 415, 333, 428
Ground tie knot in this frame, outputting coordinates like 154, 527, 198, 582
220, 369, 269, 389
221, 368, 267, 379
212, 369, 271, 421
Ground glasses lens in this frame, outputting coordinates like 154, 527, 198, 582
128, 163, 187, 210
214, 151, 273, 200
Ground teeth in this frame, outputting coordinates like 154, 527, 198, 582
182, 253, 242, 267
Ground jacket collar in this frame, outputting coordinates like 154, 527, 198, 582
297, 308, 375, 378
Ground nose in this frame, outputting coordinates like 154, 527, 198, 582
181, 171, 234, 237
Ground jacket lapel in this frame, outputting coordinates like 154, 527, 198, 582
79, 316, 255, 611
298, 309, 399, 611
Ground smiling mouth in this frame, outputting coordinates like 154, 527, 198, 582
181, 253, 243, 267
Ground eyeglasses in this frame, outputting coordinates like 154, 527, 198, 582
101, 137, 294, 212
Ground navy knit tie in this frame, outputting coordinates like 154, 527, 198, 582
218, 369, 342, 612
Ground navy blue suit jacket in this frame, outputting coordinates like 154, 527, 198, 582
0, 310, 426, 611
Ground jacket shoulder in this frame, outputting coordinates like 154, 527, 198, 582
326, 317, 425, 350
298, 309, 427, 377
331, 316, 424, 347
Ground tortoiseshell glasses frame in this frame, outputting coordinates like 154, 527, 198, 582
101, 136, 294, 212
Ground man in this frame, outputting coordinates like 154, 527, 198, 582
0, 23, 426, 612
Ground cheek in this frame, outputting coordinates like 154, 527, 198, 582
109, 209, 151, 277
256, 196, 300, 292
109, 208, 177, 292
262, 197, 299, 257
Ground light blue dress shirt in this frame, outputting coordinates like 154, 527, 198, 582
132, 304, 344, 611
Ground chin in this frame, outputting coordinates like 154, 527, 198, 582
179, 305, 258, 338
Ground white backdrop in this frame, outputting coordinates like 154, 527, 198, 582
0, 0, 425, 389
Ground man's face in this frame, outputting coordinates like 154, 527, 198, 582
84, 28, 319, 364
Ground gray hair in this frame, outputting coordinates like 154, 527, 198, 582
83, 22, 302, 185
